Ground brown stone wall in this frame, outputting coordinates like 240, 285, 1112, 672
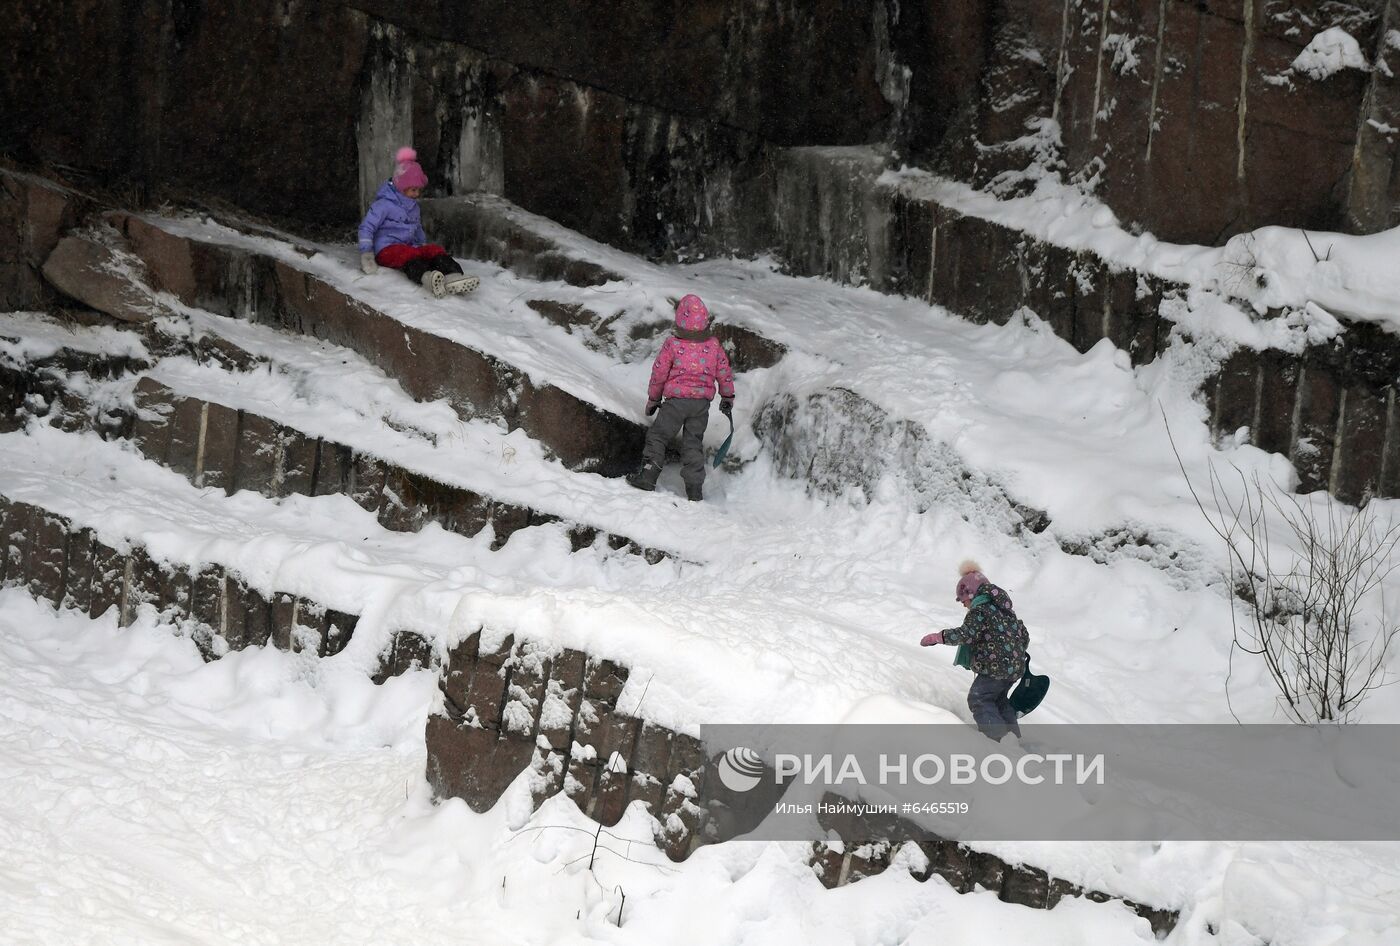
355, 18, 772, 256
348, 0, 900, 146
155, 3, 369, 224
1343, 0, 1400, 232
961, 0, 1397, 243
0, 0, 923, 236
1, 1, 369, 227
5, 0, 1398, 248
0, 494, 364, 665
421, 630, 1178, 935
0, 1, 977, 257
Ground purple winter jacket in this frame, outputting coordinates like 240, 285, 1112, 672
357, 181, 427, 255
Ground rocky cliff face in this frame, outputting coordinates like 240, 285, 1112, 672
4, 2, 369, 227
7, 2, 1395, 248
955, 0, 1400, 244
2, 1, 920, 236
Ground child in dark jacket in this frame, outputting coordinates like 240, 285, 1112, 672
357, 147, 478, 299
921, 560, 1030, 741
626, 294, 735, 502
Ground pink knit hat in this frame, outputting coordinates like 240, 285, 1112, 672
955, 560, 988, 604
674, 294, 710, 332
392, 146, 428, 191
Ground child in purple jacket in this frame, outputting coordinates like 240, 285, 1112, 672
626, 294, 735, 501
357, 147, 478, 298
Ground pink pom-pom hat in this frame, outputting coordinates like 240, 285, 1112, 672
955, 559, 988, 604
392, 146, 428, 191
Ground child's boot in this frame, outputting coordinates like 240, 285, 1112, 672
685, 482, 703, 502
421, 270, 446, 298
626, 460, 662, 491
445, 274, 479, 294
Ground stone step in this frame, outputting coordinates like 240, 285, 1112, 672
0, 494, 443, 679
1204, 333, 1400, 504
0, 169, 97, 313
0, 312, 674, 562
0, 167, 790, 387
108, 211, 647, 477
434, 144, 1396, 504
422, 193, 789, 377
422, 634, 1178, 937
2, 314, 1214, 599
123, 375, 672, 562
0, 311, 154, 436
421, 193, 624, 289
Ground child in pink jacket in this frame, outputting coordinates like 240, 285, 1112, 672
626, 294, 735, 501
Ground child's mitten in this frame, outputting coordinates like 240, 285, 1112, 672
646, 399, 661, 416
360, 252, 378, 275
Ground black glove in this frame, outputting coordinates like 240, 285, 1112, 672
719, 398, 733, 417
646, 399, 661, 416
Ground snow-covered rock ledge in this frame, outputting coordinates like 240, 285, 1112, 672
0, 486, 1180, 934
423, 628, 1180, 935
690, 147, 1400, 503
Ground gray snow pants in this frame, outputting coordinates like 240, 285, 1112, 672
643, 397, 711, 487
967, 674, 1021, 741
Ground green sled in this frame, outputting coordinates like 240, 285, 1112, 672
712, 413, 735, 468
1009, 653, 1050, 716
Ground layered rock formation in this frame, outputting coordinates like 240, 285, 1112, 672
6, 2, 1396, 246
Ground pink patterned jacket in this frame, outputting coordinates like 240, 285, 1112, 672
646, 294, 736, 402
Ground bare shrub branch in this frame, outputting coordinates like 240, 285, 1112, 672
1163, 409, 1400, 722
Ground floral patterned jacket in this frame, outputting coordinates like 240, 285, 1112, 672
941, 582, 1030, 680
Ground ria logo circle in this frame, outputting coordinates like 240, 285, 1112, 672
717, 747, 765, 793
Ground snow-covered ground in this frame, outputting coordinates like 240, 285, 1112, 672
4, 193, 1400, 943
6, 594, 1397, 946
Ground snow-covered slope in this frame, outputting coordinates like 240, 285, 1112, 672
0, 594, 1186, 945
4, 189, 1400, 944
6, 595, 1399, 946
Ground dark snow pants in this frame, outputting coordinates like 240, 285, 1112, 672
643, 397, 711, 487
398, 253, 463, 284
967, 674, 1021, 741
